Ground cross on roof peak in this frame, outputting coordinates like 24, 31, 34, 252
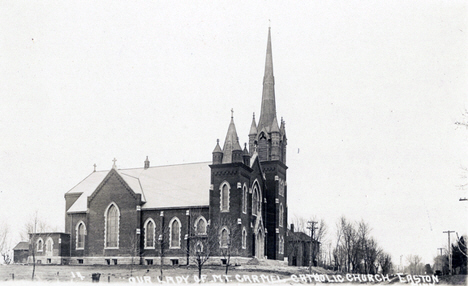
112, 158, 117, 169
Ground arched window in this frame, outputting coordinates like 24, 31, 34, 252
220, 182, 230, 212
76, 222, 86, 249
279, 203, 283, 227
105, 203, 119, 248
37, 238, 43, 252
144, 219, 155, 249
169, 217, 181, 249
45, 237, 53, 253
242, 185, 247, 214
252, 182, 261, 216
195, 216, 207, 235
242, 227, 247, 249
220, 227, 229, 248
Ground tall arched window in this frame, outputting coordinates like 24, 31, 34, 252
37, 238, 43, 252
220, 227, 229, 248
242, 227, 247, 249
169, 217, 181, 249
252, 182, 261, 216
144, 219, 155, 249
220, 182, 230, 212
45, 237, 53, 254
105, 203, 119, 248
76, 222, 86, 249
242, 185, 247, 214
195, 216, 207, 235
279, 203, 283, 227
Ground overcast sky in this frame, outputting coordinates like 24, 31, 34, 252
1, 1, 467, 266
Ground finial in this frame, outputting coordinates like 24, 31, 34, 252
253, 112, 255, 119
112, 158, 117, 169
231, 108, 234, 119
268, 19, 271, 28
217, 139, 219, 144
93, 164, 96, 172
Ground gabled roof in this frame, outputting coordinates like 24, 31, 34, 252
67, 162, 211, 213
13, 241, 29, 250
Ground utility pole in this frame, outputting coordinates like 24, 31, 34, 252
443, 230, 455, 275
307, 221, 317, 273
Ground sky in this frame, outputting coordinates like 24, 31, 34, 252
1, 1, 467, 266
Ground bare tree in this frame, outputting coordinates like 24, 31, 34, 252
378, 252, 393, 275
0, 222, 11, 264
406, 254, 424, 275
186, 213, 217, 279
128, 231, 140, 277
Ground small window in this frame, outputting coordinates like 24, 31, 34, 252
220, 228, 229, 248
171, 259, 179, 266
47, 259, 51, 264
113, 259, 118, 265
221, 259, 227, 265
195, 241, 203, 253
105, 259, 110, 265
146, 259, 153, 265
37, 260, 42, 264
195, 216, 207, 235
78, 259, 84, 264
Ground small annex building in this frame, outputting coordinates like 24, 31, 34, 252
28, 28, 289, 266
13, 242, 29, 264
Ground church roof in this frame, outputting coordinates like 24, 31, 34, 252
66, 162, 211, 213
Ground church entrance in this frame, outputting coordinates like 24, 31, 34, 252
255, 228, 264, 259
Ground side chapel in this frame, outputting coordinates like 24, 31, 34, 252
30, 28, 288, 265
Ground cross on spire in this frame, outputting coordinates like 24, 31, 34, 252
112, 158, 117, 169
231, 108, 234, 119
93, 164, 96, 172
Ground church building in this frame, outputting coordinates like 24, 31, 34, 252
32, 28, 288, 266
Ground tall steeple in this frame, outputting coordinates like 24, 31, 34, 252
257, 27, 277, 132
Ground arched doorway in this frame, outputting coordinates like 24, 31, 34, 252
255, 228, 264, 259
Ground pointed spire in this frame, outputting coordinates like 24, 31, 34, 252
249, 113, 258, 135
258, 27, 277, 132
271, 115, 280, 133
213, 139, 222, 153
222, 112, 242, 164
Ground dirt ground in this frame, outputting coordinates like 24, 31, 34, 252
1, 264, 466, 284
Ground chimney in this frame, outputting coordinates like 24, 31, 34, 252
290, 223, 294, 233
144, 156, 150, 169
